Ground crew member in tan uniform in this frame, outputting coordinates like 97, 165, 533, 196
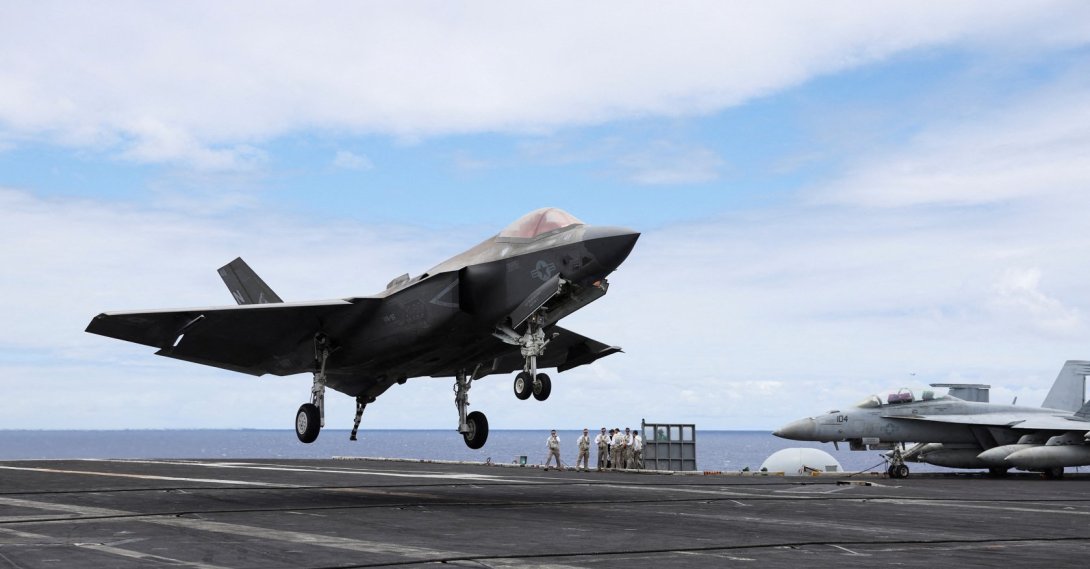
576, 428, 591, 471
544, 430, 562, 471
610, 427, 627, 470
631, 428, 644, 469
594, 427, 610, 471
622, 427, 634, 469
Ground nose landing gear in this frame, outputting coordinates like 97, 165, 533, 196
499, 312, 557, 403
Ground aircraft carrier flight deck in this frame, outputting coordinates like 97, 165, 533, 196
1, 458, 1088, 568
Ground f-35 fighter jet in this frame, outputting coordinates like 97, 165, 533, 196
86, 208, 639, 449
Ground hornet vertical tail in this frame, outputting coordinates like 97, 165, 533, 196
1041, 360, 1090, 412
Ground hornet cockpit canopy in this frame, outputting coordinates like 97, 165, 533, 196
854, 387, 960, 408
498, 207, 583, 241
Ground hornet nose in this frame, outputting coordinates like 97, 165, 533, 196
583, 226, 640, 273
773, 418, 816, 441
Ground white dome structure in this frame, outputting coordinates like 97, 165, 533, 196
760, 448, 843, 475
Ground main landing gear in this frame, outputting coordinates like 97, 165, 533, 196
296, 334, 332, 444
455, 369, 488, 449
886, 447, 910, 479
504, 312, 554, 403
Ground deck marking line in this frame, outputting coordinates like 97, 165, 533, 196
0, 526, 232, 569
878, 499, 1090, 516
0, 495, 464, 560
0, 465, 293, 487
81, 459, 540, 484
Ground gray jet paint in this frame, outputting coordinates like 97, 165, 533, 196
87, 208, 639, 449
774, 361, 1090, 477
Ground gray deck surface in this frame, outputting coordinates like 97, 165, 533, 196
1, 458, 1088, 568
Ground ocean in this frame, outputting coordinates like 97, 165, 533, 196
0, 430, 953, 473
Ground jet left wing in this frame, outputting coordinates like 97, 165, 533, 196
86, 299, 381, 376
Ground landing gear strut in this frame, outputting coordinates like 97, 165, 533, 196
349, 396, 367, 441
296, 334, 331, 444
455, 369, 488, 449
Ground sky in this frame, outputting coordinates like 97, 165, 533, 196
3, 2, 1090, 435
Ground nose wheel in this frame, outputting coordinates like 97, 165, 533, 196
514, 372, 533, 400
501, 312, 556, 404
532, 373, 551, 401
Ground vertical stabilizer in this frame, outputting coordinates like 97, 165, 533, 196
1041, 360, 1090, 412
217, 257, 284, 305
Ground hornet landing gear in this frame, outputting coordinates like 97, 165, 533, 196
455, 369, 488, 449
1043, 467, 1065, 479
297, 334, 332, 444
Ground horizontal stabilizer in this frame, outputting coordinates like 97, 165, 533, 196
218, 257, 284, 305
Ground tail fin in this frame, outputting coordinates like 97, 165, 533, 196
217, 257, 284, 305
1041, 360, 1090, 412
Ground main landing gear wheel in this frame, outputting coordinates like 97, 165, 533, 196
463, 411, 489, 449
296, 403, 321, 443
514, 372, 533, 400
1043, 467, 1065, 479
532, 373, 552, 401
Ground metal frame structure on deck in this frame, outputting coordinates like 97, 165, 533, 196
641, 420, 696, 471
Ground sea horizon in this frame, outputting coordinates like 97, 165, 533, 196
0, 428, 956, 474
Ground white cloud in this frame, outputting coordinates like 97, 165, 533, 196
990, 268, 1081, 336
617, 142, 723, 185
1, 2, 1088, 167
332, 150, 373, 170
814, 83, 1090, 208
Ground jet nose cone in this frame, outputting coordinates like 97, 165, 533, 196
773, 418, 816, 441
583, 226, 640, 272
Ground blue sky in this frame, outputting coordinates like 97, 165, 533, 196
3, 2, 1090, 435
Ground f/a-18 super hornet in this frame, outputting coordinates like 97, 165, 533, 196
774, 361, 1090, 478
86, 208, 639, 449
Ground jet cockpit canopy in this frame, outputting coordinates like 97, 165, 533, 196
498, 207, 583, 241
854, 387, 960, 408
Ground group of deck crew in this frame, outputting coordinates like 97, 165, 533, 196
543, 427, 644, 471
